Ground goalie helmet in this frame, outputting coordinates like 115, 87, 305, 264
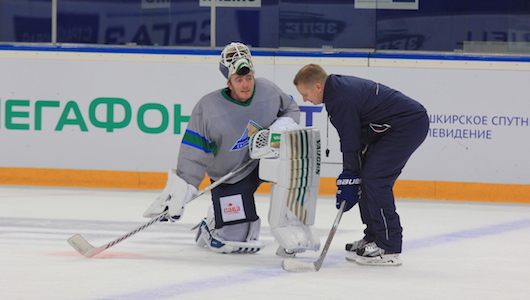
219, 42, 255, 80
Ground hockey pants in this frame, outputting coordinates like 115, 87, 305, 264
211, 166, 262, 229
359, 114, 429, 253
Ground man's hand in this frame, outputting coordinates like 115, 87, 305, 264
336, 171, 361, 212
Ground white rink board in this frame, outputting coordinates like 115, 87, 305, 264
0, 48, 529, 185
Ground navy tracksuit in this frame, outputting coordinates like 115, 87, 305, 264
324, 75, 429, 253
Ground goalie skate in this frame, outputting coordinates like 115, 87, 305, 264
275, 245, 303, 258
195, 218, 264, 254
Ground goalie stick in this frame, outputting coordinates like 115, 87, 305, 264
67, 159, 255, 258
281, 201, 346, 272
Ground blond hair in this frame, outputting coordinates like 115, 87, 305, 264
293, 64, 328, 87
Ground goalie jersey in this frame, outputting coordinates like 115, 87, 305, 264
177, 78, 300, 188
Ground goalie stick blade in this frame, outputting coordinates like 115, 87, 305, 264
67, 234, 103, 258
281, 259, 319, 273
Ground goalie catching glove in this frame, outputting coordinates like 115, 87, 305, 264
336, 171, 362, 212
249, 117, 299, 159
143, 168, 197, 221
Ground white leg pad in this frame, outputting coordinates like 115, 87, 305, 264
263, 128, 321, 252
269, 184, 320, 252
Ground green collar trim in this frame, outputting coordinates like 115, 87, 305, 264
221, 84, 256, 107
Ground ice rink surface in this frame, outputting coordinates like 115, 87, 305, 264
1, 185, 529, 300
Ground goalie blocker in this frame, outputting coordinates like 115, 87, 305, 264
250, 127, 321, 254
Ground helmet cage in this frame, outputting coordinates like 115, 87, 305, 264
219, 42, 254, 80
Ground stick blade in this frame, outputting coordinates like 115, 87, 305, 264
67, 234, 102, 258
281, 259, 318, 273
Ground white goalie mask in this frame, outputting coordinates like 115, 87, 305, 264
219, 42, 255, 80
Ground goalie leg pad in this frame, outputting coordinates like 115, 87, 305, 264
269, 184, 320, 252
265, 128, 322, 252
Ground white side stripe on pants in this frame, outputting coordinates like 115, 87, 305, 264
380, 208, 389, 241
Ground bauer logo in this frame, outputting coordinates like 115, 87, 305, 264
337, 178, 362, 185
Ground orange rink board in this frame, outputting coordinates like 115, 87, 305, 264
1, 167, 528, 203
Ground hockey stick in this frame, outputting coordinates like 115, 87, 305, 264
281, 201, 346, 272
67, 159, 255, 258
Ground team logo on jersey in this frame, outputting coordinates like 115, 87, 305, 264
230, 120, 263, 151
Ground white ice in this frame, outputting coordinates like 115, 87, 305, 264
1, 185, 529, 300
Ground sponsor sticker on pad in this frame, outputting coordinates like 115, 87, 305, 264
220, 194, 246, 222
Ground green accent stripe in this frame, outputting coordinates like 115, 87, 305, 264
182, 130, 217, 156
285, 129, 316, 224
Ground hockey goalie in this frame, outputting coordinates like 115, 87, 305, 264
142, 41, 320, 256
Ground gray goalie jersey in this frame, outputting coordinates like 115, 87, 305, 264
177, 77, 300, 188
